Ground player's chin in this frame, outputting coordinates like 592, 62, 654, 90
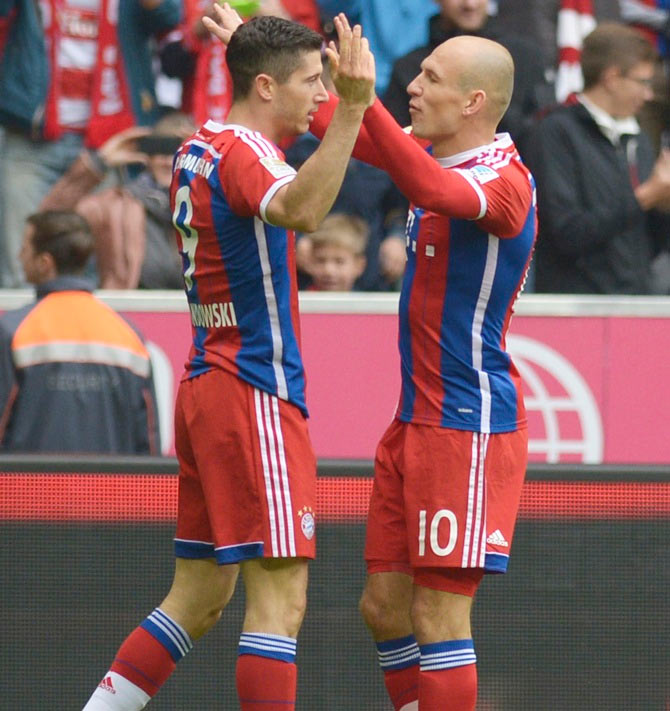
410, 117, 425, 137
297, 117, 312, 134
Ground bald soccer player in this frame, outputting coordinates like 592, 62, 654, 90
316, 23, 537, 711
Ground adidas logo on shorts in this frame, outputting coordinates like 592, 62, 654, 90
486, 529, 509, 547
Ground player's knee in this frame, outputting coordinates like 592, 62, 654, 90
359, 588, 399, 637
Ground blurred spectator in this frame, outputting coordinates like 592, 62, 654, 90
300, 213, 368, 291
493, 0, 622, 75
41, 112, 195, 289
0, 0, 182, 288
0, 210, 160, 453
160, 0, 322, 126
620, 0, 670, 153
316, 0, 437, 95
528, 23, 670, 294
383, 0, 552, 155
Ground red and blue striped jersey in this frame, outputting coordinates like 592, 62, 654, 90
395, 134, 536, 432
311, 98, 537, 433
170, 119, 308, 415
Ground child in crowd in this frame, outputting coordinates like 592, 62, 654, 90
300, 213, 370, 291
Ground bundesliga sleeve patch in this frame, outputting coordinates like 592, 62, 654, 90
259, 156, 297, 180
467, 164, 500, 184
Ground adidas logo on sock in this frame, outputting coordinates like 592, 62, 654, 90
486, 529, 508, 547
98, 676, 116, 694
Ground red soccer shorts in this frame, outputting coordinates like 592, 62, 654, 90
365, 419, 527, 578
174, 369, 316, 564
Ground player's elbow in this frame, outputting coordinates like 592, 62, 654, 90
291, 213, 322, 234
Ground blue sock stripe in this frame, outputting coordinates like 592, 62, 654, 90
376, 635, 420, 671
152, 609, 193, 653
376, 634, 417, 653
419, 639, 476, 672
141, 610, 192, 663
238, 633, 297, 663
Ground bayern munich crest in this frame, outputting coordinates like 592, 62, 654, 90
298, 506, 315, 540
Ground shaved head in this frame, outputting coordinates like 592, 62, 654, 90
433, 36, 514, 123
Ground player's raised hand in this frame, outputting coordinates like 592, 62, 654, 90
325, 13, 376, 108
202, 2, 244, 45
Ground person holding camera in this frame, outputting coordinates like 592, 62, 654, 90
40, 112, 195, 290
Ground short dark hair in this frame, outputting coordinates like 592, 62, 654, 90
26, 211, 94, 275
581, 23, 657, 90
226, 15, 323, 100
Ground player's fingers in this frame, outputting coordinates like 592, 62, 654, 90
360, 37, 375, 80
324, 44, 339, 75
334, 14, 352, 69
337, 12, 352, 34
349, 24, 362, 72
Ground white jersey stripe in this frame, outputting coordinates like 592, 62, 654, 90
262, 391, 288, 556
259, 174, 296, 224
453, 168, 487, 220
239, 131, 271, 158
251, 130, 280, 158
254, 388, 279, 555
239, 131, 278, 159
472, 235, 499, 433
461, 432, 479, 567
271, 394, 296, 556
185, 138, 222, 159
253, 217, 289, 400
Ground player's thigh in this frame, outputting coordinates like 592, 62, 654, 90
240, 557, 309, 636
365, 419, 412, 573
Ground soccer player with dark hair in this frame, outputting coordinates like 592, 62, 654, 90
80, 8, 375, 711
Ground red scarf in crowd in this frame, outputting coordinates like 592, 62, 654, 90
44, 0, 136, 148
180, 0, 233, 125
555, 0, 596, 102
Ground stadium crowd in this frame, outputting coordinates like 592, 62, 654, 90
0, 0, 669, 295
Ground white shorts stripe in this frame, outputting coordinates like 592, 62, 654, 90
254, 388, 279, 556
470, 433, 487, 567
262, 391, 288, 556
261, 392, 286, 556
271, 394, 296, 556
461, 433, 479, 567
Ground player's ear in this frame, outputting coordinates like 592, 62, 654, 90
255, 73, 275, 102
462, 89, 486, 117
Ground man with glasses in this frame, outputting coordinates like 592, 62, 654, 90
528, 22, 670, 294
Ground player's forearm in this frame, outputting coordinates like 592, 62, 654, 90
272, 101, 367, 232
311, 92, 385, 168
